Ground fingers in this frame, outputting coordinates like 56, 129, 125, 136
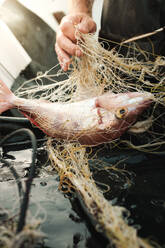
55, 13, 97, 71
59, 16, 84, 57
77, 16, 97, 34
56, 29, 82, 56
55, 43, 71, 71
55, 29, 83, 71
60, 17, 77, 42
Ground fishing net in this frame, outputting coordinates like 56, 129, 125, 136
48, 140, 156, 248
15, 30, 165, 101
10, 30, 165, 247
14, 30, 165, 151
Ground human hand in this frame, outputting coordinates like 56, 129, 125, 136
55, 13, 96, 71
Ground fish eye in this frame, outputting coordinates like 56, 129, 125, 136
115, 107, 128, 119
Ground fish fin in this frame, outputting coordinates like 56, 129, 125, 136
0, 80, 15, 114
21, 110, 49, 136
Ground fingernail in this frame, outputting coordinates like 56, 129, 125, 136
76, 49, 82, 57
62, 66, 67, 71
61, 59, 70, 71
61, 63, 67, 71
61, 59, 69, 66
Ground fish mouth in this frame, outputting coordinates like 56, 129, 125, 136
128, 116, 153, 134
127, 92, 153, 104
126, 92, 153, 112
128, 99, 152, 112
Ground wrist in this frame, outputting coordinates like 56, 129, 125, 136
68, 0, 94, 16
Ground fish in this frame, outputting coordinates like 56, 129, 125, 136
0, 80, 153, 146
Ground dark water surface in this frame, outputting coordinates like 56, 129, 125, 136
0, 147, 108, 248
92, 148, 165, 246
0, 145, 165, 247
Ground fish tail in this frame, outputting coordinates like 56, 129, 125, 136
0, 80, 15, 114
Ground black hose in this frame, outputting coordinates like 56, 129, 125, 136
15, 129, 37, 233
0, 116, 46, 151
1, 138, 47, 151
0, 128, 38, 233
0, 116, 29, 123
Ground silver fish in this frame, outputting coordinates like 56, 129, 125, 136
0, 80, 152, 146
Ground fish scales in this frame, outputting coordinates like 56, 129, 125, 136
0, 80, 152, 146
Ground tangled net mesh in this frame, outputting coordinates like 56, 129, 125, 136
14, 31, 165, 247
15, 30, 165, 152
16, 30, 165, 102
0, 200, 44, 248
48, 140, 158, 248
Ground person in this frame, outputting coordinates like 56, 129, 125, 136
55, 0, 96, 71
55, 0, 165, 146
55, 0, 165, 71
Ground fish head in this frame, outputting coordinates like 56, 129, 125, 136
113, 91, 153, 122
97, 91, 153, 138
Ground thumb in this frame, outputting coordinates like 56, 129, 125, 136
77, 17, 96, 34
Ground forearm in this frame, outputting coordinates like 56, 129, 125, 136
68, 0, 94, 16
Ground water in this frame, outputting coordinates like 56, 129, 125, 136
0, 147, 108, 248
1, 145, 165, 247
93, 148, 165, 246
